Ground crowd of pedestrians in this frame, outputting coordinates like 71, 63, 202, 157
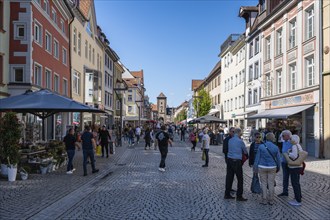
63, 121, 305, 207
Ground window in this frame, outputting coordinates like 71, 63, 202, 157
77, 33, 81, 56
254, 62, 259, 79
128, 95, 132, 102
51, 8, 57, 24
290, 63, 297, 91
54, 74, 59, 92
60, 19, 65, 34
248, 90, 252, 105
255, 37, 259, 55
34, 0, 41, 5
73, 28, 77, 52
62, 48, 67, 65
242, 70, 245, 83
14, 23, 26, 39
265, 73, 272, 96
116, 100, 120, 110
249, 41, 254, 58
85, 40, 88, 58
224, 80, 227, 91
306, 56, 314, 86
305, 6, 314, 40
73, 71, 80, 94
109, 75, 113, 89
276, 69, 282, 94
13, 67, 24, 82
276, 29, 282, 56
266, 37, 271, 60
128, 106, 133, 113
253, 89, 258, 104
92, 48, 95, 64
63, 78, 68, 96
45, 69, 52, 89
34, 63, 42, 86
86, 21, 92, 36
53, 39, 59, 59
231, 76, 233, 89
249, 65, 253, 82
45, 32, 52, 52
289, 19, 296, 49
259, 87, 261, 100
43, 0, 49, 15
235, 97, 237, 109
34, 21, 42, 45
88, 44, 91, 62
235, 74, 238, 86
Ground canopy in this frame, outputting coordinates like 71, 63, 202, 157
0, 89, 104, 117
207, 108, 220, 115
247, 104, 314, 119
0, 89, 105, 139
190, 115, 226, 124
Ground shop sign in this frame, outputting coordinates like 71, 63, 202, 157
268, 92, 314, 109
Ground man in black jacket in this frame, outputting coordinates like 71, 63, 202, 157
98, 125, 111, 158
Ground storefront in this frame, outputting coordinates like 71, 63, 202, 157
248, 92, 319, 157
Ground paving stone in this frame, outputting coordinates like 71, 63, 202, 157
0, 135, 329, 219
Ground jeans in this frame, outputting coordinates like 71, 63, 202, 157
145, 141, 151, 149
203, 149, 209, 166
225, 158, 244, 197
289, 167, 302, 203
136, 135, 140, 143
128, 137, 134, 146
259, 167, 276, 202
66, 150, 75, 171
181, 133, 185, 141
159, 147, 168, 168
83, 150, 96, 174
281, 162, 290, 194
101, 142, 109, 157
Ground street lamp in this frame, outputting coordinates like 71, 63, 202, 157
114, 81, 127, 147
135, 100, 144, 127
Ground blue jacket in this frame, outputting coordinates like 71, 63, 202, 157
227, 135, 248, 160
254, 141, 281, 170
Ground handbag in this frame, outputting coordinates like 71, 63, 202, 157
251, 173, 262, 194
202, 150, 206, 161
263, 144, 280, 173
283, 150, 308, 166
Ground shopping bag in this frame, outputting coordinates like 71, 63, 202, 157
251, 173, 262, 194
96, 145, 102, 156
202, 150, 206, 161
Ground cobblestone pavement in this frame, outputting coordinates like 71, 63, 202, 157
1, 135, 329, 220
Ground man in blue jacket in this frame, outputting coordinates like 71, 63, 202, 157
278, 130, 292, 197
224, 127, 248, 201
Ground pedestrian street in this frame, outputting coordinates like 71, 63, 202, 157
0, 136, 329, 220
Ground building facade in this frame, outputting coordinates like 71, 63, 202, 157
0, 0, 10, 98
157, 93, 167, 123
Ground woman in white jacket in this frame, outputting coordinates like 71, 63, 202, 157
287, 134, 303, 206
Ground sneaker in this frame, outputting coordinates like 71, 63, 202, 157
236, 197, 248, 201
278, 192, 288, 197
289, 200, 301, 206
72, 168, 76, 172
158, 168, 165, 172
66, 171, 73, 174
92, 169, 99, 174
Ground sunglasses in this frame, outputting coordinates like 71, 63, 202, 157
256, 137, 262, 139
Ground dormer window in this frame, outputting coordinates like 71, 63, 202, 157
86, 21, 92, 37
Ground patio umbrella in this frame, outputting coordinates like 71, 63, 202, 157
191, 115, 227, 124
0, 89, 105, 140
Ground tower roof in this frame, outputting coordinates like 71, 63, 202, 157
157, 92, 166, 98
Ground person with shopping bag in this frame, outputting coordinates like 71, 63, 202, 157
249, 132, 264, 194
254, 132, 281, 205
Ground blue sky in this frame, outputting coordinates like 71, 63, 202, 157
95, 0, 258, 107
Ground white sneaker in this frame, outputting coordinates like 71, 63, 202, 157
72, 168, 76, 172
288, 200, 301, 206
66, 171, 73, 174
158, 168, 165, 172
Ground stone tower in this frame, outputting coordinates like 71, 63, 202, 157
157, 92, 167, 122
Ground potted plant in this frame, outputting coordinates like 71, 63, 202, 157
0, 112, 22, 181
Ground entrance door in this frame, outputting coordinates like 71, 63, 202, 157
306, 108, 315, 156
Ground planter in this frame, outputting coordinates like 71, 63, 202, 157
1, 164, 8, 176
7, 165, 17, 182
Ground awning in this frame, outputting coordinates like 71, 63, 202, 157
207, 108, 220, 115
123, 116, 148, 121
247, 104, 314, 119
235, 110, 256, 116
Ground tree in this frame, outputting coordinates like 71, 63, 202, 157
174, 108, 187, 123
193, 88, 212, 117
